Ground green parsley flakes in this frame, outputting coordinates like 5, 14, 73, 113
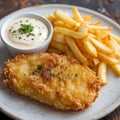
18, 24, 34, 34
38, 65, 42, 70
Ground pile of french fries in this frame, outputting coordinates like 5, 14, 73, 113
45, 7, 120, 85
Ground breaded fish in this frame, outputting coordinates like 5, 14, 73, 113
3, 53, 100, 110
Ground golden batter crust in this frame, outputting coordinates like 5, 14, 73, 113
3, 53, 100, 110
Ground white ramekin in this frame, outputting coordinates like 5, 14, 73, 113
0, 13, 53, 57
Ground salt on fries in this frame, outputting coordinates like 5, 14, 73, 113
45, 7, 120, 86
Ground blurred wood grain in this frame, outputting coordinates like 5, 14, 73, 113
0, 0, 120, 120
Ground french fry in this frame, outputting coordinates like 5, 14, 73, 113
72, 7, 84, 23
98, 52, 119, 66
83, 15, 93, 21
78, 26, 88, 34
65, 49, 74, 57
101, 32, 109, 40
98, 62, 107, 85
45, 14, 55, 21
52, 32, 66, 44
76, 40, 98, 66
110, 32, 120, 44
89, 37, 114, 54
82, 38, 97, 57
110, 39, 120, 59
88, 33, 96, 38
111, 64, 120, 76
94, 30, 102, 41
50, 40, 69, 52
82, 52, 99, 66
88, 28, 96, 34
49, 41, 74, 57
90, 21, 102, 26
45, 14, 59, 26
86, 24, 112, 30
102, 39, 115, 51
65, 36, 87, 64
54, 9, 80, 27
54, 20, 65, 27
75, 39, 86, 53
54, 27, 87, 39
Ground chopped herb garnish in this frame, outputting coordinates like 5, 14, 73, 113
27, 33, 34, 37
18, 24, 34, 34
52, 73, 55, 77
38, 65, 42, 70
9, 29, 12, 32
39, 33, 42, 35
19, 37, 22, 39
13, 30, 16, 33
75, 74, 78, 77
32, 70, 37, 75
31, 38, 34, 40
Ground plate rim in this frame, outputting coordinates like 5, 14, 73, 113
0, 3, 120, 120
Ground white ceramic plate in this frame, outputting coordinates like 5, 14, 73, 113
0, 4, 120, 120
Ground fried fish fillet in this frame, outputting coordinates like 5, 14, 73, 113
3, 53, 100, 110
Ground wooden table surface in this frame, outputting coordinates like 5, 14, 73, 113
0, 0, 120, 120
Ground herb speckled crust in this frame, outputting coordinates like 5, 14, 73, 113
3, 53, 100, 110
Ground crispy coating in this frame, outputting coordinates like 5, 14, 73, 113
3, 53, 100, 110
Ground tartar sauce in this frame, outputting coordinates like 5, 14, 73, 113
5, 17, 48, 48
